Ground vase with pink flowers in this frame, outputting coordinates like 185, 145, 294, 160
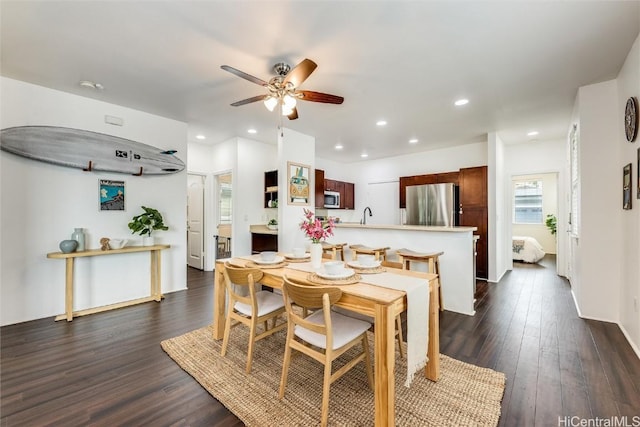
299, 208, 335, 268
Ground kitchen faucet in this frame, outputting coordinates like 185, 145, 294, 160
361, 206, 373, 225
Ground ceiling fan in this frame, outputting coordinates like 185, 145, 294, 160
221, 58, 344, 120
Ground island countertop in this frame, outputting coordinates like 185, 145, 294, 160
334, 223, 477, 232
249, 224, 278, 235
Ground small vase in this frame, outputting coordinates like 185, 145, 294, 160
71, 228, 85, 251
310, 242, 322, 269
143, 235, 155, 246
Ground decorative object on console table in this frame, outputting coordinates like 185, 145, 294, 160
128, 206, 168, 246
299, 208, 335, 268
71, 228, 86, 251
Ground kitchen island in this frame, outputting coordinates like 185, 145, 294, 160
332, 223, 477, 315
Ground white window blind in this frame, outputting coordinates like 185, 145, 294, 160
513, 180, 543, 224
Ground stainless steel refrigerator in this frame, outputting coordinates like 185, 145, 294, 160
405, 183, 459, 226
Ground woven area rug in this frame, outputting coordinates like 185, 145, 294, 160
161, 325, 505, 426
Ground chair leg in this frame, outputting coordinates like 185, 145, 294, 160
279, 329, 293, 398
321, 356, 332, 427
246, 318, 257, 373
395, 314, 405, 358
362, 334, 374, 390
221, 312, 233, 357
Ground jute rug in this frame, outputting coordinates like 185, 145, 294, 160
161, 325, 506, 426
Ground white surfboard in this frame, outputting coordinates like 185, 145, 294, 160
1, 126, 185, 176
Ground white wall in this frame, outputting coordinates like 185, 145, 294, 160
573, 80, 622, 323
511, 172, 558, 254
1, 77, 188, 325
615, 33, 640, 355
488, 133, 506, 283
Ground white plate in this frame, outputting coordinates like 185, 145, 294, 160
347, 260, 381, 269
316, 268, 355, 280
284, 253, 310, 259
252, 255, 284, 265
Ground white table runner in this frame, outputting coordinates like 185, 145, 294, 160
284, 262, 429, 387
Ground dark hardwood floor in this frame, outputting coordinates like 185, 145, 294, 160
2, 257, 639, 426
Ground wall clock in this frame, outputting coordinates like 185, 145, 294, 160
625, 97, 638, 142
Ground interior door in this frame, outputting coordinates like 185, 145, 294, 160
187, 174, 204, 270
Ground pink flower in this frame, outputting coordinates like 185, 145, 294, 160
299, 208, 335, 243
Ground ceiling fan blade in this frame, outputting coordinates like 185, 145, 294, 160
299, 90, 344, 104
287, 107, 299, 120
230, 94, 268, 107
283, 58, 317, 87
221, 65, 267, 86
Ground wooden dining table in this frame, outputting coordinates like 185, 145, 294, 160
212, 256, 441, 427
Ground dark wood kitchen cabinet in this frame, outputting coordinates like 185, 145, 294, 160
342, 182, 354, 209
314, 169, 355, 210
315, 169, 325, 208
459, 166, 488, 279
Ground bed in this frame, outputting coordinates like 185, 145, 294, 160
512, 235, 546, 263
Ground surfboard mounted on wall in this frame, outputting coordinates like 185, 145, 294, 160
0, 126, 185, 176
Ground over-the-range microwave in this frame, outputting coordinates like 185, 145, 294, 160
324, 190, 340, 208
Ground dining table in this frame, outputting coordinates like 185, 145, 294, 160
212, 255, 441, 427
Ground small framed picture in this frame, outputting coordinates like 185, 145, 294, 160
100, 179, 125, 211
623, 163, 632, 210
287, 161, 310, 205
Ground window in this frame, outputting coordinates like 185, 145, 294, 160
513, 180, 543, 224
219, 182, 232, 224
569, 124, 580, 237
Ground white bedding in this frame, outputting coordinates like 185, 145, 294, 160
512, 235, 546, 263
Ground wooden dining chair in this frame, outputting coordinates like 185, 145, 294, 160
331, 260, 406, 358
221, 262, 287, 373
279, 276, 374, 427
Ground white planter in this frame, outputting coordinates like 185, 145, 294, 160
142, 236, 155, 246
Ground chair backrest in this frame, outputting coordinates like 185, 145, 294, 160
381, 260, 403, 270
282, 276, 342, 338
223, 262, 264, 304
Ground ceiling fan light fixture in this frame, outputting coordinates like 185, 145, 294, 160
264, 96, 278, 112
281, 105, 294, 116
283, 94, 297, 109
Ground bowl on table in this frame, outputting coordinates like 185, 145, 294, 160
323, 261, 345, 275
358, 254, 376, 267
108, 239, 128, 250
292, 247, 306, 258
260, 251, 277, 262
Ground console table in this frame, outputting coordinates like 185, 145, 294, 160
47, 244, 170, 321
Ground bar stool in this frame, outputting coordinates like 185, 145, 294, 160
349, 244, 390, 261
321, 242, 346, 261
396, 248, 445, 311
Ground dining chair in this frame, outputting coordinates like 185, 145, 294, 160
331, 259, 406, 358
279, 276, 374, 427
221, 261, 287, 373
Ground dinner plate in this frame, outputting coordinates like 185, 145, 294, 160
347, 260, 381, 269
284, 253, 310, 260
252, 255, 285, 265
316, 268, 355, 280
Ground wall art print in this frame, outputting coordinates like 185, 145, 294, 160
287, 161, 310, 205
623, 163, 632, 210
100, 179, 125, 211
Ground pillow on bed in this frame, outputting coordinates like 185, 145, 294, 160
512, 236, 546, 263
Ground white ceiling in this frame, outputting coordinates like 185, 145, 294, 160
1, 1, 638, 163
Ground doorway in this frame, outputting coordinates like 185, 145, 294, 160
215, 173, 232, 259
187, 174, 205, 270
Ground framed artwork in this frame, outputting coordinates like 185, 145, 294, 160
287, 161, 310, 205
99, 179, 125, 211
623, 163, 632, 210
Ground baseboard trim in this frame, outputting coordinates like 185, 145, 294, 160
618, 323, 640, 360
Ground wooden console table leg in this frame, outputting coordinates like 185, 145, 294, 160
150, 249, 162, 301
65, 258, 75, 321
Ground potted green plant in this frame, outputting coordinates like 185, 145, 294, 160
267, 218, 278, 230
545, 214, 557, 236
128, 206, 168, 246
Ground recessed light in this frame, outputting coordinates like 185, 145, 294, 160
196, 134, 206, 140
376, 120, 387, 126
409, 138, 419, 144
454, 99, 469, 106
334, 144, 343, 150
527, 131, 539, 137
360, 153, 369, 158
247, 129, 257, 134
